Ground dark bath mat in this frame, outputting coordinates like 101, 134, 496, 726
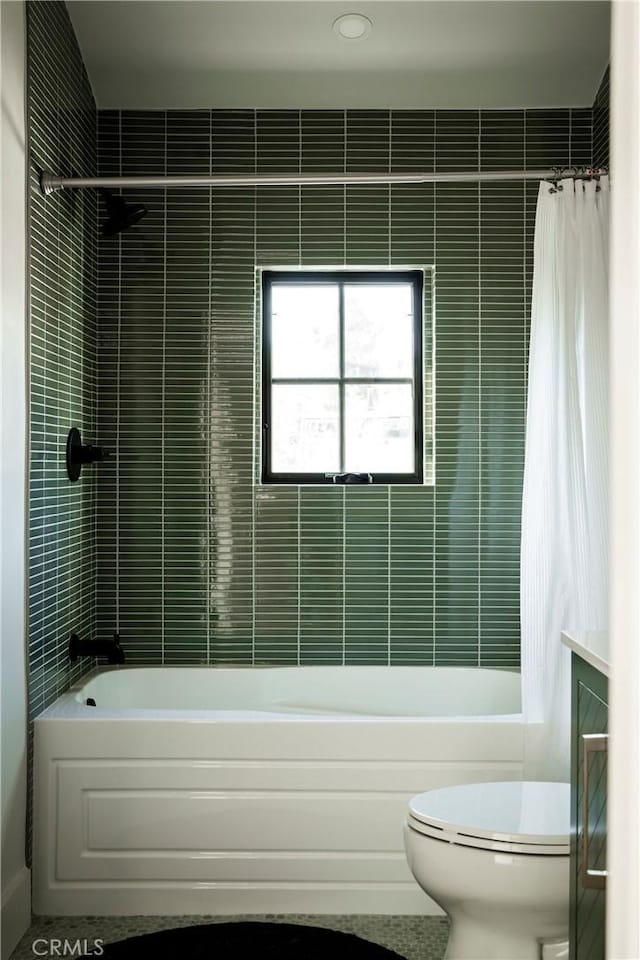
84, 921, 408, 959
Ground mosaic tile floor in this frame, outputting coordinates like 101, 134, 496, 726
11, 914, 450, 960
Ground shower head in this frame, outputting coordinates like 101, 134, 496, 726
99, 188, 147, 237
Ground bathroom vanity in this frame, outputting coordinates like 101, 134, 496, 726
562, 631, 609, 960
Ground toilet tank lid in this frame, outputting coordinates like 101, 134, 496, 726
408, 781, 570, 846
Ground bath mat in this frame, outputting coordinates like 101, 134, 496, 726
83, 920, 408, 959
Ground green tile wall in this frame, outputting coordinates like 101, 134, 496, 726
95, 105, 597, 669
27, 0, 98, 717
26, 0, 97, 862
592, 67, 609, 168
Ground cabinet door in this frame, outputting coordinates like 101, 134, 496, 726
571, 659, 608, 960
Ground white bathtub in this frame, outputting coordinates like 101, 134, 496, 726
33, 665, 523, 916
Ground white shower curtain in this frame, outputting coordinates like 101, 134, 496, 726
521, 176, 610, 780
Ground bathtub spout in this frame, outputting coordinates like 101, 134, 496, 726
69, 632, 125, 665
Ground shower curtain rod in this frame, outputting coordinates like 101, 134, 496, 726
39, 167, 604, 194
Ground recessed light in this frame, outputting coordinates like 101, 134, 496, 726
333, 13, 373, 41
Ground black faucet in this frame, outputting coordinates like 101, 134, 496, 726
69, 632, 125, 664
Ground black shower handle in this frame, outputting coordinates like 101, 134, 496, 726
66, 427, 111, 481
78, 443, 109, 464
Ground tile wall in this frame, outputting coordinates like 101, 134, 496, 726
592, 67, 609, 168
25, 0, 97, 859
27, 0, 98, 718
95, 106, 597, 668
25, 3, 611, 696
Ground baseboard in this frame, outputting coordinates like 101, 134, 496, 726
1, 866, 31, 960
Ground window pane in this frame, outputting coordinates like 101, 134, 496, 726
271, 384, 340, 473
344, 284, 414, 378
345, 384, 415, 473
271, 284, 339, 378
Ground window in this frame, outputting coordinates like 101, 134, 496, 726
261, 270, 424, 484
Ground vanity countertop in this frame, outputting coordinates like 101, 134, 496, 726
561, 629, 609, 677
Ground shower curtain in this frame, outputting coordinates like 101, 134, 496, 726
521, 176, 610, 780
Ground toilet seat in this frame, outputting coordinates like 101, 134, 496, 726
407, 781, 570, 856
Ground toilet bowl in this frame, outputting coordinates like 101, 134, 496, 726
404, 781, 570, 960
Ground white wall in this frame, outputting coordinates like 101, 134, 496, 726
0, 0, 30, 956
608, 2, 640, 957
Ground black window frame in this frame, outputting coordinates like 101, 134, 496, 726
261, 269, 424, 485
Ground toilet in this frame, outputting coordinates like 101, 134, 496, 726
404, 781, 570, 960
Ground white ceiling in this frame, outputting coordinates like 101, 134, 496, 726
66, 0, 610, 110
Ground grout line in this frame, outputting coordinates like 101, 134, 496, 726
68, 109, 75, 661
251, 108, 258, 666
92, 124, 99, 652
524, 108, 529, 401
388, 109, 392, 266
54, 68, 61, 691
343, 109, 347, 266
340, 113, 347, 666
298, 108, 302, 267
66, 94, 73, 671
297, 487, 301, 665
432, 110, 437, 668
161, 112, 167, 664
115, 110, 122, 635
91, 157, 97, 648
478, 110, 482, 669
342, 486, 346, 666
387, 486, 391, 666
206, 108, 213, 665
569, 108, 573, 168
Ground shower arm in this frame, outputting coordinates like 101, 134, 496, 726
39, 167, 607, 195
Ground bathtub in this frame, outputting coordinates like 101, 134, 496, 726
33, 665, 523, 916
